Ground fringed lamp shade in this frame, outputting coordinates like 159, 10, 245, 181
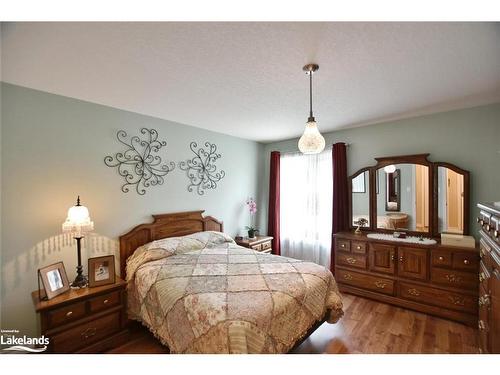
62, 197, 94, 238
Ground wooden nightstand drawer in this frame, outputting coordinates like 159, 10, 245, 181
47, 301, 86, 329
51, 311, 120, 353
261, 241, 272, 252
251, 243, 262, 251
89, 291, 120, 313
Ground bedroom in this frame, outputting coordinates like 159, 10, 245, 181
1, 1, 500, 373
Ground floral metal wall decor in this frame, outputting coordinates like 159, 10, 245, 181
179, 141, 225, 195
104, 128, 175, 195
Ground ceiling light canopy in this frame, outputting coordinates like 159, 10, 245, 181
298, 63, 325, 155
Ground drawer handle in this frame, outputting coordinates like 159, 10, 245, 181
399, 256, 404, 263
391, 254, 395, 261
346, 257, 357, 264
356, 246, 362, 250
448, 296, 465, 306
478, 320, 486, 331
445, 274, 462, 283
66, 311, 73, 317
81, 327, 97, 340
341, 244, 346, 248
479, 295, 490, 307
463, 259, 470, 265
479, 272, 487, 283
438, 256, 444, 261
343, 273, 353, 280
103, 299, 109, 304
408, 288, 420, 296
374, 281, 386, 289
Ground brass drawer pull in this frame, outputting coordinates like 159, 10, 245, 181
445, 274, 462, 283
103, 299, 109, 304
479, 295, 490, 307
374, 281, 386, 289
346, 257, 357, 264
399, 256, 404, 263
479, 272, 487, 283
341, 244, 346, 248
391, 254, 395, 261
448, 296, 465, 306
81, 327, 97, 340
408, 288, 420, 296
438, 256, 444, 261
463, 259, 470, 265
356, 246, 362, 250
66, 311, 73, 317
343, 273, 353, 280
478, 320, 486, 331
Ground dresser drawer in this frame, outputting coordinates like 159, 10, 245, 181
251, 243, 262, 251
337, 252, 366, 269
47, 301, 86, 329
336, 239, 351, 252
432, 250, 452, 268
351, 241, 367, 254
261, 241, 272, 252
431, 268, 477, 289
89, 291, 120, 314
452, 252, 478, 272
336, 269, 394, 295
51, 311, 120, 353
399, 282, 476, 313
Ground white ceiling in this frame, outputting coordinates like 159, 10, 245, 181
2, 22, 500, 143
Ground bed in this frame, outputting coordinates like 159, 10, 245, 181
120, 210, 343, 354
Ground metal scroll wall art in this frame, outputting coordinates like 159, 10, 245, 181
179, 141, 226, 195
104, 128, 175, 195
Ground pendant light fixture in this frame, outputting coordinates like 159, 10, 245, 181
298, 63, 325, 154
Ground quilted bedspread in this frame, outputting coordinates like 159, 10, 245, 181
126, 231, 343, 353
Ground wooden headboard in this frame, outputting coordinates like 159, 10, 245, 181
119, 210, 223, 278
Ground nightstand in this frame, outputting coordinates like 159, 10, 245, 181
236, 235, 273, 253
31, 277, 129, 353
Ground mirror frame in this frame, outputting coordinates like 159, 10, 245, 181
348, 154, 470, 237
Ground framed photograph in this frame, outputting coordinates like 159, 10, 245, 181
88, 255, 116, 288
38, 262, 70, 300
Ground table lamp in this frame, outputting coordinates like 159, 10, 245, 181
62, 196, 94, 288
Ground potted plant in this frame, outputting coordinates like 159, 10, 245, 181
245, 197, 258, 239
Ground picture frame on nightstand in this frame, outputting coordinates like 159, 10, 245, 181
88, 255, 116, 288
38, 261, 70, 300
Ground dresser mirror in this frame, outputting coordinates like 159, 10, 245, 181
350, 169, 370, 226
348, 154, 469, 236
376, 163, 430, 232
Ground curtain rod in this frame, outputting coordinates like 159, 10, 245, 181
276, 143, 350, 155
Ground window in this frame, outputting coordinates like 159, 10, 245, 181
279, 150, 332, 267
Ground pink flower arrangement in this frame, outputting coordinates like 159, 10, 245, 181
246, 197, 257, 215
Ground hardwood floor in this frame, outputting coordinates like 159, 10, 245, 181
107, 294, 479, 354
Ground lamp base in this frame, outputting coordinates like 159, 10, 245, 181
71, 265, 88, 289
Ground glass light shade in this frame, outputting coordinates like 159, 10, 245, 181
384, 164, 397, 174
62, 205, 94, 235
298, 121, 326, 154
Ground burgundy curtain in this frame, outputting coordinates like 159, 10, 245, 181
331, 143, 349, 273
268, 151, 281, 256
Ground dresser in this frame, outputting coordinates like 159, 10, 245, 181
335, 232, 479, 326
32, 277, 129, 353
235, 235, 273, 253
477, 202, 500, 353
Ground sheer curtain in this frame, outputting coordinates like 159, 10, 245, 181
279, 150, 333, 267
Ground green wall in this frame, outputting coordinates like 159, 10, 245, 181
258, 103, 500, 236
0, 83, 265, 336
